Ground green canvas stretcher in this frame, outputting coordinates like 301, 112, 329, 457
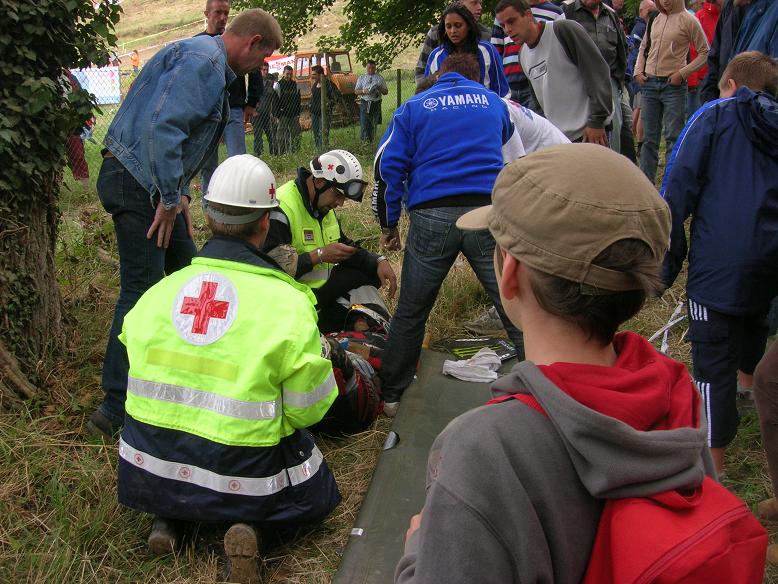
334, 349, 510, 583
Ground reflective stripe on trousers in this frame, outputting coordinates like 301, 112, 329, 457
119, 438, 325, 496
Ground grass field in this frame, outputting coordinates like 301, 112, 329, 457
3, 1, 777, 583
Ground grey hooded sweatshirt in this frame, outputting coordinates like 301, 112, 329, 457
395, 333, 714, 583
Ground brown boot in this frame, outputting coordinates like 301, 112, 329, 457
224, 523, 260, 583
757, 497, 778, 522
147, 517, 178, 556
767, 544, 778, 566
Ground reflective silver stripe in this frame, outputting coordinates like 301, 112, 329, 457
119, 438, 324, 496
128, 377, 279, 421
288, 445, 325, 485
269, 210, 288, 226
299, 268, 330, 282
283, 371, 336, 409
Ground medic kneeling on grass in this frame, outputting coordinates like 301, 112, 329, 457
395, 144, 767, 584
117, 155, 340, 583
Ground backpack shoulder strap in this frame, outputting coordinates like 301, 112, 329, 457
488, 392, 547, 415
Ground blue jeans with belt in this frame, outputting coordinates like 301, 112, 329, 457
638, 76, 687, 184
97, 157, 196, 423
379, 207, 525, 402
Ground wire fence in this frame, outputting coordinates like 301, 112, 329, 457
62, 65, 418, 194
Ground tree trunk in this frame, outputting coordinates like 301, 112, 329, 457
0, 172, 63, 405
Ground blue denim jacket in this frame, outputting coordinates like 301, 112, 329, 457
104, 35, 236, 208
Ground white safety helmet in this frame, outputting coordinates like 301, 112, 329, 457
310, 149, 368, 202
204, 154, 278, 225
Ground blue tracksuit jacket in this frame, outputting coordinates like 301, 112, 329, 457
661, 86, 778, 315
372, 73, 518, 229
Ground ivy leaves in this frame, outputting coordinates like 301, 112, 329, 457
0, 0, 121, 205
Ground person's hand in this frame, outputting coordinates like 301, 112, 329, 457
377, 259, 398, 299
380, 228, 401, 251
582, 127, 609, 147
243, 106, 257, 125
669, 71, 684, 86
147, 200, 179, 248
319, 242, 357, 263
635, 72, 647, 86
405, 512, 423, 544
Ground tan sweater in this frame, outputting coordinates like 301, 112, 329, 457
635, 0, 709, 79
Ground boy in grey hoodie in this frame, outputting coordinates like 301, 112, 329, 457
394, 144, 715, 584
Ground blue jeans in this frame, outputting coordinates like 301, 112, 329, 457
201, 106, 246, 196
638, 77, 687, 184
686, 86, 701, 120
359, 100, 381, 142
97, 158, 196, 421
379, 207, 525, 402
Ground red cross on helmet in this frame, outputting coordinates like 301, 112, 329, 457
204, 154, 279, 225
310, 149, 368, 202
205, 154, 279, 209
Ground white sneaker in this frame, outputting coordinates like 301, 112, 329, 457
383, 401, 400, 418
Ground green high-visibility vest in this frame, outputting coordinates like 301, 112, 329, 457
276, 180, 342, 289
120, 256, 337, 448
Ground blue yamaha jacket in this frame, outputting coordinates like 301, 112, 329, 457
661, 87, 778, 315
104, 35, 234, 209
372, 73, 519, 229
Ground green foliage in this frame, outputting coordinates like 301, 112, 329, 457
0, 0, 121, 360
234, 0, 459, 67
0, 0, 121, 205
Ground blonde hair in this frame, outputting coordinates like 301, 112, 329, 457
226, 9, 283, 49
719, 51, 778, 97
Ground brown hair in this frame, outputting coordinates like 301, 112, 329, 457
205, 201, 267, 239
225, 8, 283, 49
526, 239, 664, 345
719, 51, 778, 97
495, 0, 532, 15
439, 53, 480, 81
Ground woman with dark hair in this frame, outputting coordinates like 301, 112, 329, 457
425, 3, 509, 96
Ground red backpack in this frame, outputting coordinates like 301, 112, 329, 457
489, 392, 768, 584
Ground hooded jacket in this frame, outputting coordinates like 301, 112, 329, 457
635, 0, 709, 80
395, 332, 713, 584
661, 87, 778, 315
733, 0, 778, 57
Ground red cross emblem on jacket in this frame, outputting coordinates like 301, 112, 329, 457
180, 281, 230, 335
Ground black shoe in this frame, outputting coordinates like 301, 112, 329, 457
86, 408, 123, 439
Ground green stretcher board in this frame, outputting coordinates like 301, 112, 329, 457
334, 349, 511, 584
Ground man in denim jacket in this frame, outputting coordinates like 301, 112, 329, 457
88, 9, 283, 438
